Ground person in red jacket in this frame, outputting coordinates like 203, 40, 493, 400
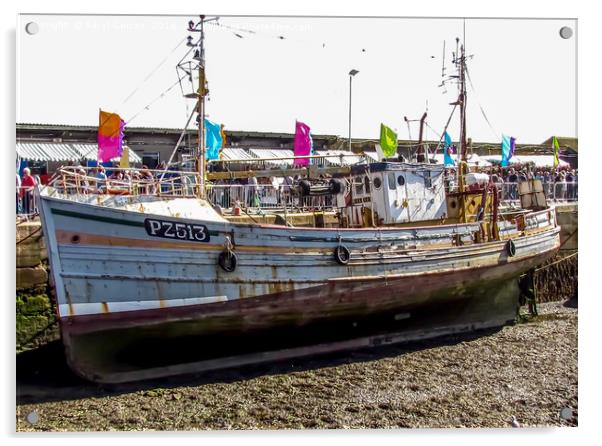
20, 168, 37, 215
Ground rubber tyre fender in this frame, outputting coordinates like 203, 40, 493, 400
506, 239, 516, 257
218, 250, 237, 272
329, 178, 346, 195
334, 245, 351, 265
298, 180, 312, 196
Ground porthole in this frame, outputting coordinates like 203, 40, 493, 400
450, 200, 457, 209
397, 175, 405, 186
373, 177, 382, 189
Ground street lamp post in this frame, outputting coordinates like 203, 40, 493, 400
348, 69, 359, 152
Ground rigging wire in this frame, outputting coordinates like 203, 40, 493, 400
465, 65, 500, 141
117, 37, 188, 112
125, 74, 188, 126
207, 19, 369, 56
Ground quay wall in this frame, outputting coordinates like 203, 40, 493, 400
16, 222, 57, 350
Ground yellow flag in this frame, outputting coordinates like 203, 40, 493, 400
553, 136, 560, 168
380, 124, 398, 158
119, 146, 130, 168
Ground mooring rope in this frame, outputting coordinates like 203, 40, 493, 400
16, 225, 42, 245
535, 251, 578, 273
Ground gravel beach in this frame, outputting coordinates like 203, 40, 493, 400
16, 299, 577, 431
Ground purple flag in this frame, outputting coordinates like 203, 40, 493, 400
509, 136, 516, 159
98, 110, 125, 163
293, 121, 312, 167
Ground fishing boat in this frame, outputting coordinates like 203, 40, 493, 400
36, 17, 560, 383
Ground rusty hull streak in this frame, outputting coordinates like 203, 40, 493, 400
59, 247, 556, 338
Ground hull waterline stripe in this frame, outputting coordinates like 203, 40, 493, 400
59, 295, 228, 317
52, 208, 144, 227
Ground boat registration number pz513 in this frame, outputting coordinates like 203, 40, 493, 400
144, 218, 210, 242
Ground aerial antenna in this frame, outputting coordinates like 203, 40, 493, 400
441, 40, 446, 78
403, 116, 412, 140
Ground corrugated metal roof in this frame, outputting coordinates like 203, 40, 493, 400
16, 142, 142, 163
248, 148, 295, 166
221, 148, 255, 161
314, 150, 363, 166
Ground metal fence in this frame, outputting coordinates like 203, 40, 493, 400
497, 181, 578, 203
445, 179, 578, 204
206, 184, 335, 212
16, 186, 39, 217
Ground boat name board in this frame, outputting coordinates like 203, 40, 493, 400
144, 218, 210, 243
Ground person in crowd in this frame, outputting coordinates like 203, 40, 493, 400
565, 169, 575, 200
507, 168, 518, 200
95, 166, 107, 193
248, 174, 259, 208
76, 168, 90, 194
16, 173, 21, 214
554, 170, 567, 200
20, 167, 37, 215
543, 171, 552, 198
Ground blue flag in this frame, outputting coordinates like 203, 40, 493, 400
443, 131, 455, 166
204, 118, 223, 161
501, 134, 515, 167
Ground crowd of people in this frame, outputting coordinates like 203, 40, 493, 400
17, 159, 579, 217
445, 164, 578, 201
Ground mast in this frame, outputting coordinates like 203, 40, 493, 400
184, 15, 216, 199
197, 16, 207, 199
454, 36, 468, 193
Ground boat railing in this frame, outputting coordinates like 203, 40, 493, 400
44, 167, 336, 213
47, 166, 204, 198
207, 184, 336, 212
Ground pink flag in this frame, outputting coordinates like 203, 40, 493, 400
293, 121, 312, 167
98, 110, 125, 163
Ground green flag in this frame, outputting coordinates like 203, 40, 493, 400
553, 136, 560, 168
380, 123, 398, 158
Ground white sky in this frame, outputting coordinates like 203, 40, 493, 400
16, 15, 576, 144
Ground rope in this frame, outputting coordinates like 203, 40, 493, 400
17, 318, 58, 350
16, 225, 42, 245
534, 251, 577, 272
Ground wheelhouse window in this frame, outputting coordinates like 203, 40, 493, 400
424, 171, 432, 188
354, 176, 364, 195
387, 172, 396, 190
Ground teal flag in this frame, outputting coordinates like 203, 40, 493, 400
205, 118, 223, 161
443, 131, 455, 166
501, 135, 511, 167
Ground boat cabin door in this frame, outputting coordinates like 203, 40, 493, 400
384, 171, 411, 223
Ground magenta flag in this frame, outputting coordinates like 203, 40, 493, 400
98, 110, 125, 163
293, 121, 312, 167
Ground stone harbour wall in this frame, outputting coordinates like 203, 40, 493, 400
16, 221, 57, 350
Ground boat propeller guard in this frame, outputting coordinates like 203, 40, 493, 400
506, 239, 516, 257
334, 244, 351, 265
